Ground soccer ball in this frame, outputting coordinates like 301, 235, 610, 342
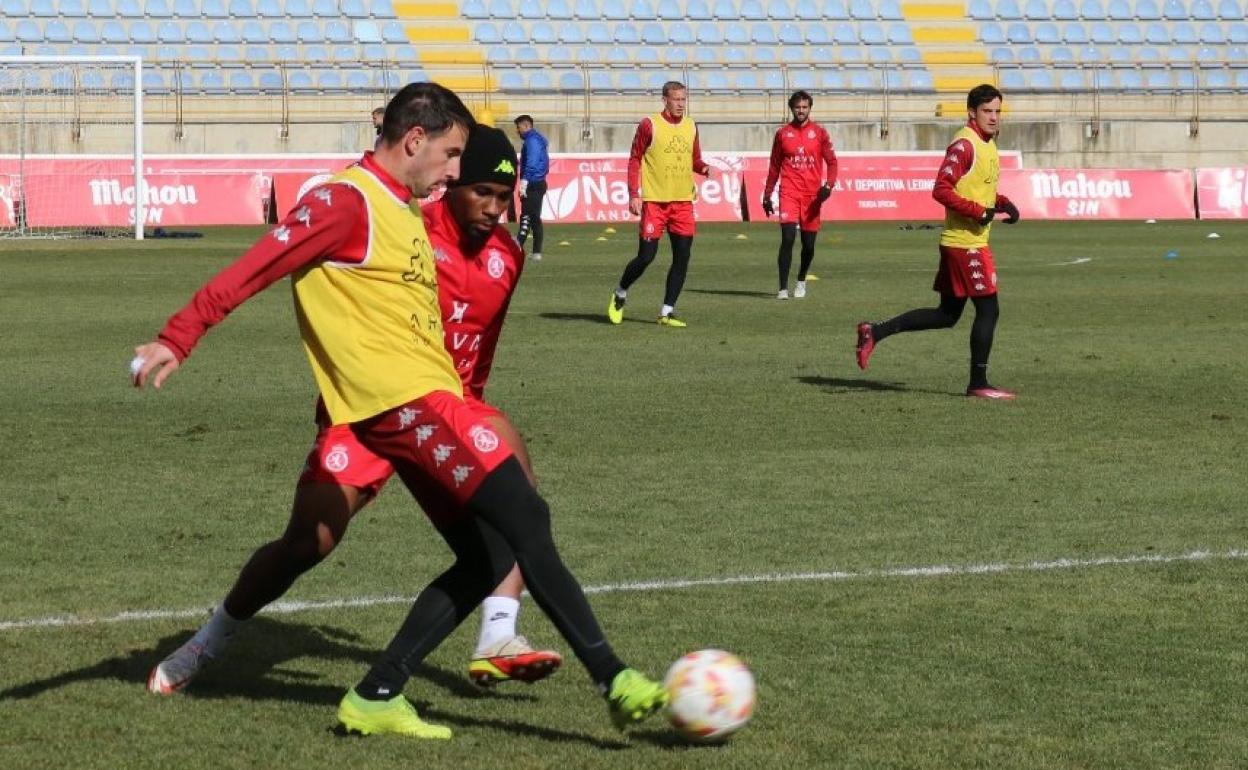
663, 649, 756, 742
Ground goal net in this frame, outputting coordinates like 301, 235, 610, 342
0, 56, 144, 239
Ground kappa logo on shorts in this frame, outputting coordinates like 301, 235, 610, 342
468, 424, 500, 453
452, 464, 475, 487
486, 250, 506, 280
398, 407, 421, 428
432, 443, 455, 466
324, 444, 350, 473
413, 424, 436, 446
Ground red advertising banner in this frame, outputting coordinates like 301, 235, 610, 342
272, 170, 448, 220
999, 168, 1195, 220
23, 173, 268, 227
1195, 167, 1248, 219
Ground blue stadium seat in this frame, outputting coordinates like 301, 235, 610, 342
476, 22, 502, 43
1232, 21, 1248, 40
213, 20, 240, 42
1164, 0, 1187, 19
1200, 21, 1225, 41
634, 44, 657, 60
382, 21, 406, 42
501, 21, 525, 42
572, 0, 597, 17
823, 0, 848, 19
99, 18, 126, 43
1137, 44, 1161, 59
559, 21, 584, 41
754, 45, 776, 60
899, 45, 921, 61
1051, 44, 1075, 60
642, 21, 667, 42
362, 41, 385, 58
546, 43, 573, 61
1017, 43, 1041, 59
532, 21, 557, 42
1064, 21, 1089, 41
330, 43, 358, 59
512, 44, 539, 61
1081, 0, 1106, 17
820, 70, 844, 89
667, 45, 690, 60
806, 24, 830, 43
518, 0, 542, 17
588, 70, 612, 89
969, 0, 993, 19
228, 0, 253, 15
1137, 0, 1162, 19
1024, 0, 1049, 19
1204, 68, 1230, 88
779, 44, 804, 60
833, 22, 857, 42
1196, 43, 1218, 57
184, 43, 210, 59
982, 22, 1006, 43
1119, 23, 1143, 42
752, 21, 778, 42
298, 21, 325, 43
559, 70, 585, 89
241, 20, 267, 43
326, 20, 352, 43
371, 0, 396, 18
88, 0, 112, 13
839, 44, 863, 60
602, 0, 628, 19
778, 22, 802, 42
60, 0, 87, 15
145, 0, 171, 15
201, 0, 226, 16
998, 0, 1023, 19
1037, 22, 1061, 42
1030, 69, 1054, 87
286, 69, 312, 89
725, 21, 748, 42
72, 19, 99, 42
489, 0, 512, 15
157, 20, 183, 42
12, 19, 35, 42
880, 0, 902, 18
1007, 22, 1032, 42
631, 0, 657, 18
740, 0, 766, 18
1091, 20, 1115, 41
1059, 69, 1086, 87
687, 0, 711, 17
712, 0, 736, 18
270, 21, 296, 43
991, 45, 1015, 60
887, 21, 912, 42
605, 44, 628, 60
185, 20, 211, 43
1236, 68, 1248, 87
462, 0, 488, 16
116, 0, 141, 14
849, 0, 873, 19
1145, 68, 1172, 87
1192, 0, 1216, 17
1108, 42, 1133, 58
131, 21, 158, 43
1077, 42, 1101, 57
304, 43, 329, 60
868, 45, 891, 61
667, 21, 693, 42
615, 22, 640, 42
769, 0, 794, 18
283, 0, 311, 15
528, 71, 551, 89
1145, 21, 1169, 43
44, 19, 71, 42
656, 0, 681, 18
355, 20, 382, 42
1053, 0, 1077, 17
586, 21, 611, 42
790, 70, 816, 88
723, 45, 748, 60
496, 70, 527, 90
1174, 21, 1198, 42
706, 70, 732, 89
860, 21, 885, 43
315, 70, 342, 89
1107, 0, 1130, 18
339, 0, 366, 17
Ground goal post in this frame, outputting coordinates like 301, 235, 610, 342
0, 55, 144, 240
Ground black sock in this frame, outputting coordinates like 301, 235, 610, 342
777, 224, 796, 290
663, 234, 693, 308
873, 295, 966, 342
619, 238, 659, 292
968, 294, 1000, 388
797, 230, 817, 280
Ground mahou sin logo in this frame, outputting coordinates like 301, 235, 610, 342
88, 178, 201, 224
1029, 171, 1133, 217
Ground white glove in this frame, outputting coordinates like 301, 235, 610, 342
519, 179, 529, 198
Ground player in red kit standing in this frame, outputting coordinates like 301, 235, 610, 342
855, 84, 1020, 400
762, 90, 838, 300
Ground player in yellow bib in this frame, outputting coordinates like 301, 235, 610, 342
855, 84, 1021, 400
607, 80, 714, 327
130, 83, 669, 739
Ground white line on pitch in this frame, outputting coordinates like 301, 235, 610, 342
1051, 256, 1093, 265
2, 548, 1244, 633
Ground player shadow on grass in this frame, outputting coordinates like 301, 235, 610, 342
797, 375, 956, 397
539, 311, 650, 325
684, 288, 775, 299
331, 707, 632, 750
0, 618, 531, 708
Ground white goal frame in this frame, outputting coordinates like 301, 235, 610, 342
0, 55, 144, 239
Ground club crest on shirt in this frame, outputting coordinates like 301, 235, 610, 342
324, 444, 350, 473
469, 424, 500, 453
433, 246, 450, 263
486, 250, 506, 279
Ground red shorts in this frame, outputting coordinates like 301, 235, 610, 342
640, 200, 696, 239
778, 191, 822, 232
299, 393, 509, 527
933, 244, 998, 298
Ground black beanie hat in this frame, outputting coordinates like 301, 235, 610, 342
452, 125, 518, 189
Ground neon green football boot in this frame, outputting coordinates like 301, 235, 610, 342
336, 688, 452, 739
607, 293, 625, 325
605, 668, 670, 729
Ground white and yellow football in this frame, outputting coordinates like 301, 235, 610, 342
663, 649, 755, 743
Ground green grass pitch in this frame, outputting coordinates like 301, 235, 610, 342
1, 220, 1245, 769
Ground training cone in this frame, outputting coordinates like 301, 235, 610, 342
596, 236, 609, 242
559, 240, 572, 246
1164, 250, 1179, 260
1207, 233, 1221, 239
603, 226, 617, 234
805, 274, 820, 281
735, 233, 748, 240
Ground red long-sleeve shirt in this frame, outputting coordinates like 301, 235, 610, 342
931, 120, 1014, 220
626, 110, 710, 199
763, 120, 838, 199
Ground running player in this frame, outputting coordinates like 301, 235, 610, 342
762, 90, 838, 300
855, 84, 1020, 400
132, 83, 669, 738
607, 80, 714, 328
146, 126, 562, 697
